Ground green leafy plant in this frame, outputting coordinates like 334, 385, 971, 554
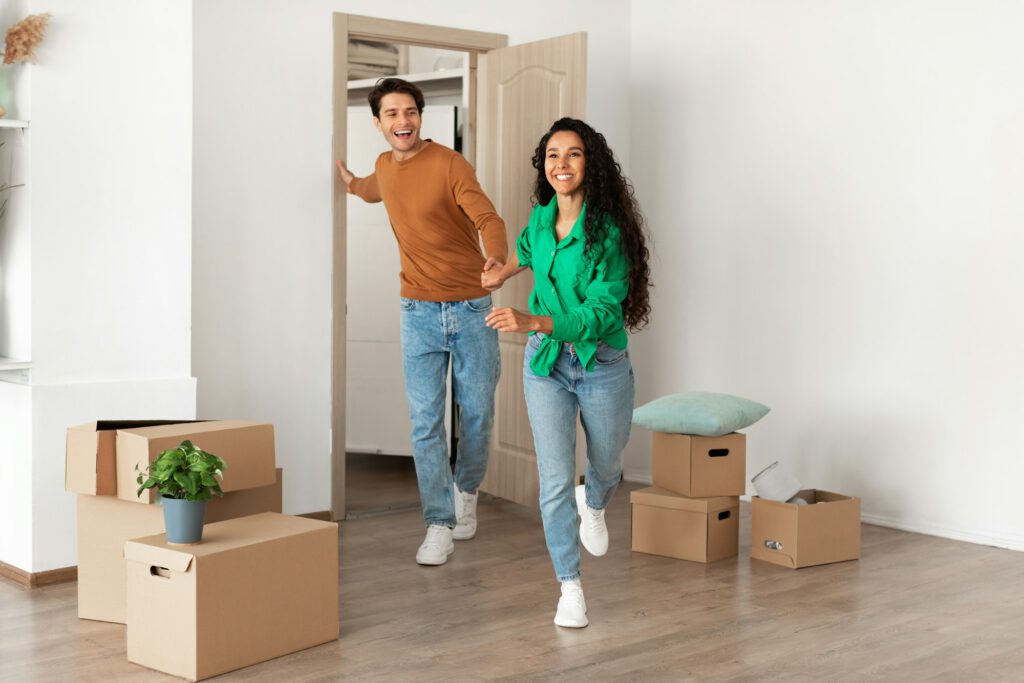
136, 440, 228, 501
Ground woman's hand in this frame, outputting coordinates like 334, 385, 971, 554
486, 307, 553, 334
485, 307, 534, 333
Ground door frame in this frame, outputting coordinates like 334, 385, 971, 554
331, 14, 508, 520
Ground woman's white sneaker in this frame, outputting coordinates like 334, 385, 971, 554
453, 484, 478, 540
575, 485, 609, 556
415, 525, 454, 565
554, 579, 588, 628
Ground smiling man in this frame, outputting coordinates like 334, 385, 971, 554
337, 78, 508, 566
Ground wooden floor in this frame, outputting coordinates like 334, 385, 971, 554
2, 467, 1024, 682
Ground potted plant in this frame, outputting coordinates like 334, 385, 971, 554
136, 440, 227, 544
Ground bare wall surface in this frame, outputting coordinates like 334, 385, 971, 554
630, 0, 1024, 549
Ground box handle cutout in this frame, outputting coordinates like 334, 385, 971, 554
764, 540, 783, 551
708, 448, 729, 458
718, 510, 731, 520
150, 566, 171, 579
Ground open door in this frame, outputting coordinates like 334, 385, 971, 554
476, 33, 587, 507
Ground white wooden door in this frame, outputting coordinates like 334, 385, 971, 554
346, 105, 458, 456
476, 33, 587, 507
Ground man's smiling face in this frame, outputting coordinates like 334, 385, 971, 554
374, 92, 422, 155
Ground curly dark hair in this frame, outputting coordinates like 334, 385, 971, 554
531, 118, 652, 330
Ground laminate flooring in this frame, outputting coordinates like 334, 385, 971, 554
2, 476, 1023, 682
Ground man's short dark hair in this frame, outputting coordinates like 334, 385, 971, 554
368, 78, 425, 119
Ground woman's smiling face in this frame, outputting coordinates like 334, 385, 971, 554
544, 130, 585, 198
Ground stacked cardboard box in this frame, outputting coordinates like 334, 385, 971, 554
631, 431, 747, 563
66, 420, 282, 623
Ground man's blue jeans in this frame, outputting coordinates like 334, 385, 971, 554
400, 294, 500, 528
523, 333, 635, 582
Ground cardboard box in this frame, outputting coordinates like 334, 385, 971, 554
630, 486, 739, 563
77, 469, 282, 624
651, 431, 747, 497
117, 420, 276, 504
65, 420, 198, 495
126, 512, 339, 681
750, 489, 861, 569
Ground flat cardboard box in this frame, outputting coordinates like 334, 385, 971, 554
117, 420, 276, 504
651, 431, 747, 497
77, 469, 282, 624
65, 420, 198, 495
126, 512, 339, 681
750, 489, 861, 569
630, 486, 739, 563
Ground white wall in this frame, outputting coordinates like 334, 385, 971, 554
0, 0, 196, 573
192, 0, 634, 516
629, 1, 1024, 550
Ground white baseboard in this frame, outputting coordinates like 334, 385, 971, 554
622, 468, 651, 485
859, 513, 1024, 553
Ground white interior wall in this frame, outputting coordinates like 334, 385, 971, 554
629, 0, 1024, 550
0, 0, 196, 573
193, 0, 634, 516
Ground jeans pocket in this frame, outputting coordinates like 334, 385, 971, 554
465, 294, 492, 313
593, 343, 627, 365
399, 297, 415, 311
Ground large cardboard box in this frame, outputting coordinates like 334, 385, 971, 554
630, 486, 739, 563
117, 420, 276, 504
750, 489, 861, 569
126, 513, 339, 681
65, 420, 198, 495
77, 469, 282, 624
651, 431, 747, 497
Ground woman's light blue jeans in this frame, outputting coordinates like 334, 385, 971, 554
523, 333, 635, 582
400, 294, 500, 529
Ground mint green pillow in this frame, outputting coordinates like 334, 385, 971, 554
632, 391, 770, 436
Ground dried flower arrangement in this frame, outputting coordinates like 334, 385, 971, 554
4, 13, 51, 65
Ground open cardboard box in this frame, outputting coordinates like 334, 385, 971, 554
116, 420, 276, 504
630, 486, 739, 563
125, 512, 339, 681
750, 489, 861, 569
76, 469, 283, 624
65, 420, 200, 495
651, 431, 747, 497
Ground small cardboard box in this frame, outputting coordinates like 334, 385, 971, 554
750, 489, 861, 569
117, 420, 276, 504
651, 431, 747, 497
76, 469, 282, 624
630, 486, 739, 563
65, 420, 198, 495
126, 512, 339, 681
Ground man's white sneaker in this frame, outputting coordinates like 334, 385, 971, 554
575, 484, 609, 556
554, 579, 588, 628
452, 484, 478, 540
415, 525, 454, 565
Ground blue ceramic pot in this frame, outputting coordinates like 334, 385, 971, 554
161, 496, 208, 544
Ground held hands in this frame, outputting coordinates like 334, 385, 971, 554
481, 257, 505, 291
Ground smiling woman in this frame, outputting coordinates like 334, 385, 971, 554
481, 117, 651, 629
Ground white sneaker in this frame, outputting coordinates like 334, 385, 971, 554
575, 484, 609, 556
453, 484, 478, 540
415, 525, 454, 566
554, 579, 588, 628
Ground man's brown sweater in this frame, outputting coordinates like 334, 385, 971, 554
349, 141, 508, 302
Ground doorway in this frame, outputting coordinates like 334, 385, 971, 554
331, 14, 587, 521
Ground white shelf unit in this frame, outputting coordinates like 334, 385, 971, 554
347, 69, 467, 100
1, 119, 30, 381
